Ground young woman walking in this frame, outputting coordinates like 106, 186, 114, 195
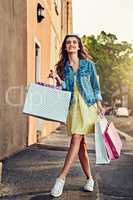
50, 34, 103, 197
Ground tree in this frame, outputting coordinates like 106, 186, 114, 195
82, 32, 133, 105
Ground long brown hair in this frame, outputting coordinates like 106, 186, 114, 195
55, 34, 91, 80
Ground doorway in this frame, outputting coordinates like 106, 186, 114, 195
35, 41, 44, 142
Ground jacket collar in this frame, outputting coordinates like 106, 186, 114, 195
65, 59, 87, 69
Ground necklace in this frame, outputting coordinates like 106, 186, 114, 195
70, 60, 79, 72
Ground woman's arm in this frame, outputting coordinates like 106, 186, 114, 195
90, 62, 104, 114
90, 62, 102, 100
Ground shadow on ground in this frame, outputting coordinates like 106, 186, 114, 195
30, 194, 53, 200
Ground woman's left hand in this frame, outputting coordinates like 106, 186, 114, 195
96, 101, 105, 115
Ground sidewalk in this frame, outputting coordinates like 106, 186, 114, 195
0, 126, 98, 200
39, 125, 95, 151
0, 125, 133, 200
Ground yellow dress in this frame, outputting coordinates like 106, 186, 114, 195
66, 75, 98, 136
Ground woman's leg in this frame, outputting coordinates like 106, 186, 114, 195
78, 136, 92, 179
51, 135, 93, 197
58, 134, 83, 180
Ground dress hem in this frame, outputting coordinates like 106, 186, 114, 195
67, 131, 94, 136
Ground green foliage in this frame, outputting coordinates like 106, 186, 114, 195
82, 32, 133, 104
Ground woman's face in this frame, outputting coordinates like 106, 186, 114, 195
65, 37, 80, 54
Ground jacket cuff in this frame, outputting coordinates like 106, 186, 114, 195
95, 92, 103, 101
61, 81, 66, 90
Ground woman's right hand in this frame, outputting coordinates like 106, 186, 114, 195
48, 69, 62, 86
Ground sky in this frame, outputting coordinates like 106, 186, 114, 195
72, 0, 133, 42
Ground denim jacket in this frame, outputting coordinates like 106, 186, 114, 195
62, 59, 102, 106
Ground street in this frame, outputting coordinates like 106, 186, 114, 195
0, 119, 133, 200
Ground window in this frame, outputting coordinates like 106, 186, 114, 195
35, 42, 41, 82
54, 0, 59, 15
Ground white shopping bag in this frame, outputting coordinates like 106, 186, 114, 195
95, 117, 110, 164
23, 83, 71, 123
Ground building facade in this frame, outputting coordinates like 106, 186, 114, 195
0, 0, 72, 161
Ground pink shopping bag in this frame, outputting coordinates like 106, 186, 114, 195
103, 122, 122, 160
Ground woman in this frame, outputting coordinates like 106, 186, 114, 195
50, 34, 103, 197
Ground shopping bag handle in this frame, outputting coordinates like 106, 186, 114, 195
98, 112, 109, 124
37, 82, 62, 90
99, 111, 105, 118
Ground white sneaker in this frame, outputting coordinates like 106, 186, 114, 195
83, 178, 94, 192
50, 178, 65, 197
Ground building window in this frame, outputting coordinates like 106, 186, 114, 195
35, 42, 41, 82
54, 0, 59, 15
37, 3, 45, 23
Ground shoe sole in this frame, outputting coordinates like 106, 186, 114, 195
83, 187, 94, 192
51, 192, 62, 197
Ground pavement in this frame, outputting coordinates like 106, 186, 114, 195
0, 125, 133, 200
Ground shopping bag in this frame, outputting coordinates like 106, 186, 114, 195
95, 117, 110, 164
103, 122, 122, 160
23, 83, 71, 123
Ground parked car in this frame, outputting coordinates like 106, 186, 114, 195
115, 107, 129, 117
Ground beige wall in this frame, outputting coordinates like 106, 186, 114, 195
27, 0, 60, 144
0, 0, 73, 158
27, 0, 52, 144
0, 0, 28, 160
27, 0, 73, 145
61, 0, 73, 39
